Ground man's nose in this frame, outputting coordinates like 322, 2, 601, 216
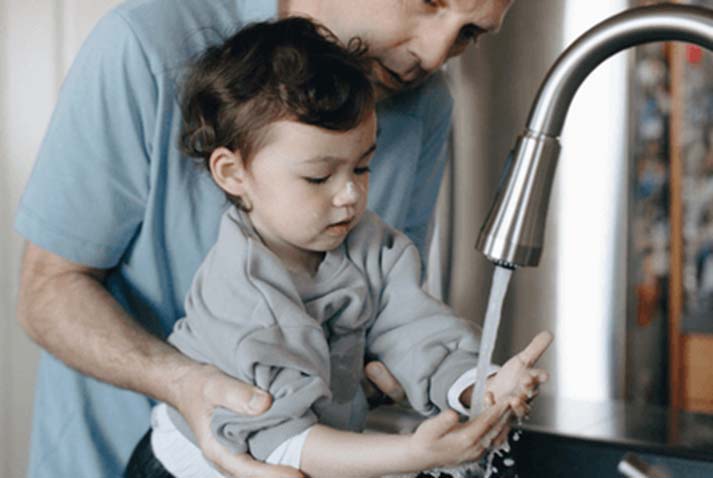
413, 27, 456, 73
333, 180, 361, 207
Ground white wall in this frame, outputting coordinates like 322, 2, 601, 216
1, 1, 119, 476
448, 0, 629, 401
554, 0, 630, 402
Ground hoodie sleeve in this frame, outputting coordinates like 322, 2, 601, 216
362, 218, 482, 415
211, 318, 331, 460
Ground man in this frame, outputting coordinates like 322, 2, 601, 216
15, 0, 513, 477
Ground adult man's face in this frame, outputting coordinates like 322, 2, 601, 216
316, 0, 513, 97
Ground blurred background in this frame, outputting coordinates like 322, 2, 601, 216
2, 0, 712, 476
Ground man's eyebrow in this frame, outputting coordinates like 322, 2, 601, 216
303, 143, 377, 164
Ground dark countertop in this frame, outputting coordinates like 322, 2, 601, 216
366, 395, 713, 462
521, 395, 713, 462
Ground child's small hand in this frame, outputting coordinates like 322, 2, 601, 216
408, 401, 512, 470
485, 331, 552, 416
459, 332, 552, 417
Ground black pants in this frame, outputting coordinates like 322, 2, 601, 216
124, 429, 175, 478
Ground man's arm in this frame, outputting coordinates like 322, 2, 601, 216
16, 241, 304, 478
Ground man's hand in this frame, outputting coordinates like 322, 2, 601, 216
170, 363, 305, 478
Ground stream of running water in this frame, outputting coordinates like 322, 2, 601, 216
415, 265, 517, 478
469, 265, 514, 415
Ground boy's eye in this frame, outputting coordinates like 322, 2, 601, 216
304, 175, 330, 185
354, 166, 371, 175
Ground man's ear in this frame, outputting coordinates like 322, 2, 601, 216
209, 147, 248, 197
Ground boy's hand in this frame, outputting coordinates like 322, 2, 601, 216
485, 331, 552, 416
459, 331, 553, 417
408, 401, 512, 470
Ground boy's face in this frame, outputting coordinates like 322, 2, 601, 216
314, 0, 513, 97
241, 113, 377, 265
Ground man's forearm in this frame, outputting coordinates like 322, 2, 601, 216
17, 257, 193, 405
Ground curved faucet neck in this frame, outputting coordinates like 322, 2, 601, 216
477, 3, 713, 268
529, 4, 713, 138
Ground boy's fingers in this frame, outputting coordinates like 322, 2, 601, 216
462, 401, 510, 442
484, 408, 513, 448
517, 331, 553, 367
509, 396, 530, 418
493, 423, 511, 448
365, 361, 407, 403
484, 391, 495, 407
530, 368, 550, 384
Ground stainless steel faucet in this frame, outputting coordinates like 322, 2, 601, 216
476, 3, 713, 268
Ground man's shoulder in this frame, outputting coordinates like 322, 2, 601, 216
106, 0, 276, 74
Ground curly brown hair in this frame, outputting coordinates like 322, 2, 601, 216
179, 16, 375, 173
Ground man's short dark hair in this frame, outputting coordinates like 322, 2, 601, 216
179, 17, 375, 166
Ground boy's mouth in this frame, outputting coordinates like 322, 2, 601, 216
325, 217, 354, 236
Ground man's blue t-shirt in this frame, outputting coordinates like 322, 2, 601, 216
14, 0, 453, 476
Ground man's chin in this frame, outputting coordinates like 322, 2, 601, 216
373, 82, 398, 100
373, 79, 419, 100
371, 68, 416, 99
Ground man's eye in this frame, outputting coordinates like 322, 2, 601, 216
422, 0, 438, 7
305, 175, 330, 185
354, 166, 371, 175
457, 25, 482, 44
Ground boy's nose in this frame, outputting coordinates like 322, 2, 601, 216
333, 181, 361, 207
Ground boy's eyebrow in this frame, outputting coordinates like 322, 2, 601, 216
358, 143, 377, 160
303, 143, 377, 164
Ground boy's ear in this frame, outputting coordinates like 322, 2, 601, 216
209, 147, 247, 197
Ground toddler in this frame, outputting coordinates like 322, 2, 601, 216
125, 17, 549, 478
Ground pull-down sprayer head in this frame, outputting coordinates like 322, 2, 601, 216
476, 3, 713, 268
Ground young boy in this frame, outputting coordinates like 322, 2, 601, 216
125, 17, 549, 478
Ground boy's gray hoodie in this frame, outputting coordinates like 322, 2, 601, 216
166, 207, 482, 460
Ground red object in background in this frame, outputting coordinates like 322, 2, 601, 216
687, 45, 703, 64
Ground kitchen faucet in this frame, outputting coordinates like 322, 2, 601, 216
476, 3, 713, 268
